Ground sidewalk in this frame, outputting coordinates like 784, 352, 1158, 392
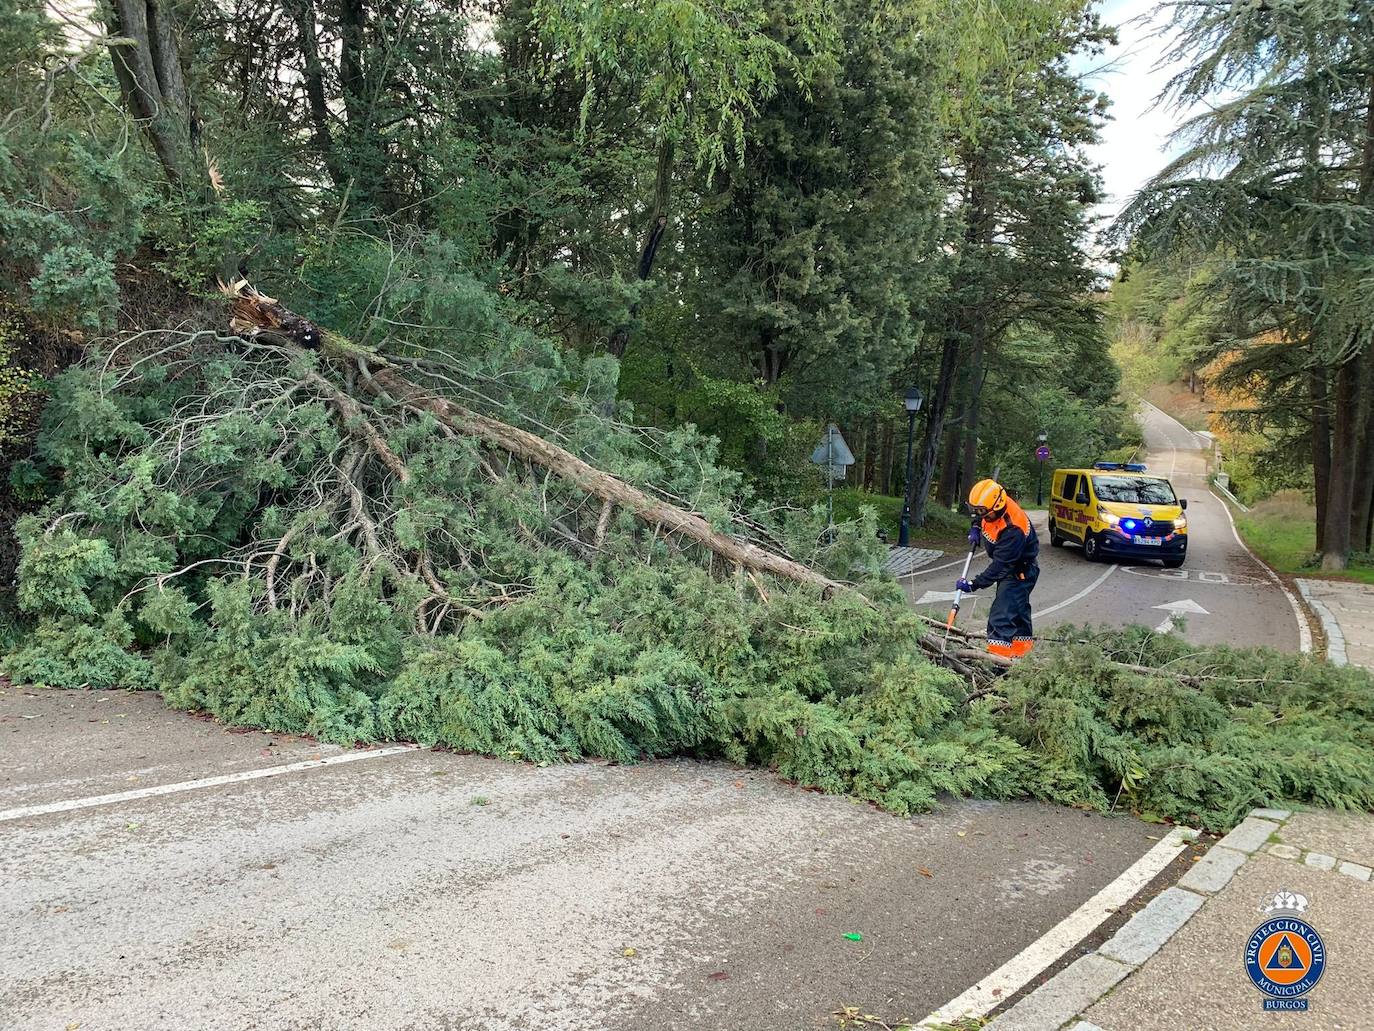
987, 808, 1374, 1031
1296, 578, 1374, 668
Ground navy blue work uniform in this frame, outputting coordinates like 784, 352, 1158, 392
972, 496, 1040, 656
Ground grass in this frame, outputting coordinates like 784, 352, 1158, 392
831, 487, 969, 549
1234, 490, 1374, 585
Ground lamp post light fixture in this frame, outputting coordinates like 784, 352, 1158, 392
898, 386, 924, 547
1036, 430, 1049, 507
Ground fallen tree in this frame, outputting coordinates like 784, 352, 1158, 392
7, 277, 1374, 831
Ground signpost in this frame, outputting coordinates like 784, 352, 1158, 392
810, 423, 855, 538
1035, 432, 1050, 507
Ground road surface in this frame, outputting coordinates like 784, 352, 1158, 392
1, 684, 1177, 1031
1, 401, 1278, 1031
901, 401, 1307, 651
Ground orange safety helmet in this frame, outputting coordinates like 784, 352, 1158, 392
968, 478, 1007, 516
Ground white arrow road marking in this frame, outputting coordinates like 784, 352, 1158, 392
1153, 599, 1209, 634
916, 590, 958, 605
1153, 599, 1210, 615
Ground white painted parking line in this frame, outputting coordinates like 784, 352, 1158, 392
917, 826, 1197, 1028
0, 745, 420, 824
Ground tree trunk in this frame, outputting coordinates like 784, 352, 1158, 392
290, 0, 345, 189
880, 421, 895, 496
608, 139, 674, 358
1351, 344, 1374, 552
1311, 366, 1331, 552
225, 284, 852, 597
104, 0, 193, 183
861, 416, 877, 491
1321, 357, 1359, 570
937, 413, 962, 509
959, 329, 987, 496
910, 332, 961, 528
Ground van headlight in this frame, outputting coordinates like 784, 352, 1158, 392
1099, 510, 1120, 527
1175, 513, 1187, 531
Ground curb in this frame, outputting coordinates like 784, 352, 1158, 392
1295, 579, 1349, 666
985, 807, 1321, 1031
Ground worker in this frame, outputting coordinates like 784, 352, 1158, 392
955, 478, 1040, 659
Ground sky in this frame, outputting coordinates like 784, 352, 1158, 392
1074, 0, 1191, 226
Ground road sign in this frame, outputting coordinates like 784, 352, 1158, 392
810, 424, 854, 537
811, 424, 855, 480
1036, 445, 1050, 462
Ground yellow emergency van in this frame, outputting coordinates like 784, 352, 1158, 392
1047, 462, 1188, 567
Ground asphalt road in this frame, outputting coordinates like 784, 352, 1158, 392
901, 402, 1305, 651
1, 400, 1271, 1031
0, 684, 1167, 1031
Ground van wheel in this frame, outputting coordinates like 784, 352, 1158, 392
1048, 519, 1064, 547
1083, 532, 1103, 562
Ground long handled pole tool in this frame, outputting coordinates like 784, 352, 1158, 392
943, 540, 979, 652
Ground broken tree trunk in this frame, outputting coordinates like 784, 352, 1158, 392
224, 283, 851, 597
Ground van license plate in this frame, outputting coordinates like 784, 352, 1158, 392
1131, 535, 1162, 546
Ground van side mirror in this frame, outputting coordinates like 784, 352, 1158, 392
1076, 491, 1089, 505
1180, 498, 1188, 510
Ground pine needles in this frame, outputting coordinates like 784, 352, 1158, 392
5, 321, 1374, 833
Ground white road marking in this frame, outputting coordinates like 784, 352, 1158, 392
899, 554, 970, 579
916, 590, 958, 604
0, 745, 421, 824
1036, 564, 1119, 617
1210, 489, 1313, 654
1154, 617, 1176, 635
918, 826, 1198, 1028
1122, 566, 1267, 588
1153, 599, 1209, 615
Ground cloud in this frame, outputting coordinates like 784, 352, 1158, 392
1074, 0, 1192, 222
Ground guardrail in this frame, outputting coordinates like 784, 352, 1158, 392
1210, 477, 1250, 512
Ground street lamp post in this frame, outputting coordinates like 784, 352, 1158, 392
897, 386, 924, 547
1036, 430, 1049, 507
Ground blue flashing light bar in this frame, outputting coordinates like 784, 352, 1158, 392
1093, 462, 1148, 472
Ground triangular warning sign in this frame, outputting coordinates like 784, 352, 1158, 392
1263, 934, 1306, 973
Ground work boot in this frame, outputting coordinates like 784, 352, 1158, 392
987, 640, 1015, 659
1011, 637, 1035, 658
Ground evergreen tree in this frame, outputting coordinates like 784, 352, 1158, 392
1122, 0, 1374, 566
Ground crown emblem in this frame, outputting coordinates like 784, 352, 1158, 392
1258, 889, 1309, 917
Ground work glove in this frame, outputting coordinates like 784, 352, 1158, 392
967, 525, 982, 546
955, 578, 976, 594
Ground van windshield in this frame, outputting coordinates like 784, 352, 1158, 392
1091, 476, 1177, 505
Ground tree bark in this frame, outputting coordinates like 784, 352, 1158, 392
910, 331, 961, 528
1351, 344, 1374, 552
937, 413, 962, 509
879, 421, 895, 495
861, 416, 877, 491
104, 0, 193, 183
290, 0, 345, 188
1311, 365, 1331, 552
225, 284, 851, 597
364, 361, 847, 594
608, 139, 674, 358
1321, 356, 1359, 570
958, 329, 987, 497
